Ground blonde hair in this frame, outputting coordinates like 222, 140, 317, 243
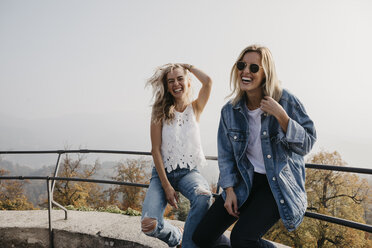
146, 63, 191, 124
229, 44, 282, 105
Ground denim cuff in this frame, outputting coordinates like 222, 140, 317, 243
218, 175, 237, 189
282, 118, 305, 144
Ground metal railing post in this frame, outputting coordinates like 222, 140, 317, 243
51, 152, 67, 220
46, 177, 54, 248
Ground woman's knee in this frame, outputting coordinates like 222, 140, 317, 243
141, 217, 157, 235
192, 230, 209, 248
192, 186, 212, 207
230, 229, 257, 248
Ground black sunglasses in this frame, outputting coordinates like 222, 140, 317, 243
236, 61, 262, 73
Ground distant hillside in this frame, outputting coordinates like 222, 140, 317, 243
0, 160, 37, 176
0, 158, 151, 207
0, 159, 55, 206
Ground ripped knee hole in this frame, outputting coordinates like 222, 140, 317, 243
195, 186, 211, 196
141, 218, 157, 233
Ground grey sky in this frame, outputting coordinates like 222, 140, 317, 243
1, 0, 372, 170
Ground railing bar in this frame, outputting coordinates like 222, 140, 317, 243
52, 177, 150, 187
80, 150, 151, 156
305, 163, 372, 175
0, 150, 152, 155
205, 155, 217, 160
0, 150, 66, 154
1, 150, 371, 174
305, 211, 372, 233
52, 200, 68, 220
0, 176, 149, 188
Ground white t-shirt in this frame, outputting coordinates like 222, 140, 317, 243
245, 107, 266, 174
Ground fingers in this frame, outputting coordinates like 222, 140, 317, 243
164, 186, 179, 209
167, 196, 178, 209
224, 201, 239, 218
166, 193, 179, 209
224, 187, 239, 218
172, 199, 179, 209
260, 96, 276, 114
231, 199, 240, 217
233, 200, 239, 216
173, 192, 179, 209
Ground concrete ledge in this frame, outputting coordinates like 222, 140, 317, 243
0, 227, 151, 248
0, 210, 289, 247
0, 210, 175, 247
0, 227, 49, 248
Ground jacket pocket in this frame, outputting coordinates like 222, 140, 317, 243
278, 166, 307, 212
227, 130, 247, 161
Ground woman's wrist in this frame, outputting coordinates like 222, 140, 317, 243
183, 63, 193, 71
225, 187, 234, 193
162, 181, 172, 190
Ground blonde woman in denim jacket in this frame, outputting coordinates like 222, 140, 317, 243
193, 45, 316, 248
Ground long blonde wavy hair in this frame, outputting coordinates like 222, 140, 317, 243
229, 45, 282, 105
146, 63, 191, 124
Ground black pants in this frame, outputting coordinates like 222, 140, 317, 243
193, 173, 280, 248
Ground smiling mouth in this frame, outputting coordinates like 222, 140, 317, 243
173, 88, 183, 93
241, 77, 252, 83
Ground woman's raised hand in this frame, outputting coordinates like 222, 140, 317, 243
260, 96, 290, 132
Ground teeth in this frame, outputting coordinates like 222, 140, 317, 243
174, 88, 182, 92
242, 77, 252, 82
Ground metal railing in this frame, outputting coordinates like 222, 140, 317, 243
1, 149, 372, 248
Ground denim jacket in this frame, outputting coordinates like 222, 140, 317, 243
217, 89, 316, 231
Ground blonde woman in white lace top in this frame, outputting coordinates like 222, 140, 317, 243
141, 63, 222, 248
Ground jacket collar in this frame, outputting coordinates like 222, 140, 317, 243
233, 94, 247, 111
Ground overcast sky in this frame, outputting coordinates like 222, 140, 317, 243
1, 0, 371, 171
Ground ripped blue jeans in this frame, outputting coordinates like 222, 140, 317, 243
141, 167, 212, 247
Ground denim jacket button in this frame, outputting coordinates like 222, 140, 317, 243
234, 135, 237, 140
272, 177, 276, 181
280, 199, 285, 204
267, 154, 272, 159
263, 131, 267, 135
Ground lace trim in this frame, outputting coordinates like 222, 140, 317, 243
161, 105, 207, 172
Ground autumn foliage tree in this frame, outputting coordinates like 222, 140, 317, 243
107, 158, 151, 211
0, 168, 34, 210
264, 150, 372, 247
52, 154, 105, 208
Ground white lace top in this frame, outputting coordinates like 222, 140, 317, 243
161, 104, 207, 173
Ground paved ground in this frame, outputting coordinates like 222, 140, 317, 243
0, 210, 289, 247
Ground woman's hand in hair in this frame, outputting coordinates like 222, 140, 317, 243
164, 184, 179, 209
224, 187, 239, 218
181, 63, 193, 71
181, 64, 212, 121
261, 96, 290, 132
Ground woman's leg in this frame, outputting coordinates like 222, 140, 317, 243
230, 173, 280, 248
177, 169, 213, 248
193, 195, 236, 248
141, 168, 182, 247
